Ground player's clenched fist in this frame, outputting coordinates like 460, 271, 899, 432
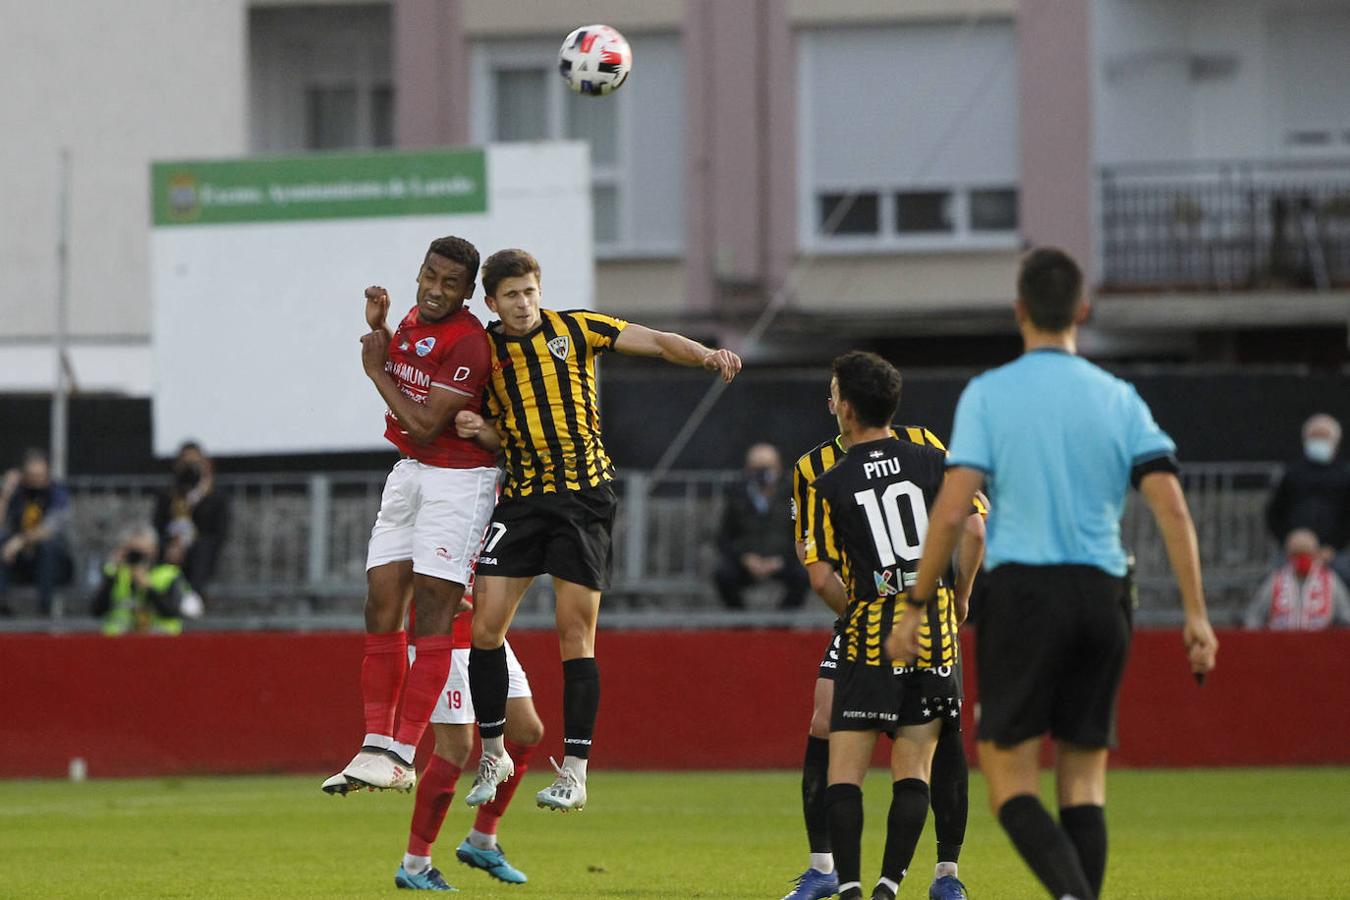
703, 348, 743, 383
364, 285, 390, 332
359, 330, 388, 377
454, 409, 486, 439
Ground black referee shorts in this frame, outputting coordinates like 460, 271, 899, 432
474, 483, 617, 590
976, 563, 1131, 749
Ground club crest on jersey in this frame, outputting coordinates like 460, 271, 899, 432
874, 569, 899, 597
415, 337, 436, 357
547, 335, 571, 361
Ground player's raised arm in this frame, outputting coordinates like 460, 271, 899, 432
612, 323, 742, 382
365, 285, 393, 341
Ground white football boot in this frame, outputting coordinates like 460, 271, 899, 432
464, 752, 515, 807
322, 749, 416, 793
535, 757, 587, 812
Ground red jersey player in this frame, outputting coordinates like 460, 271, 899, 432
322, 236, 500, 804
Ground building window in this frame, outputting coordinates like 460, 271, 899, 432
250, 5, 393, 153
472, 35, 685, 257
799, 22, 1021, 251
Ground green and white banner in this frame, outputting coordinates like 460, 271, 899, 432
149, 143, 593, 457
151, 149, 488, 226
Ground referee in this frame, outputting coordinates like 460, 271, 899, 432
889, 248, 1218, 900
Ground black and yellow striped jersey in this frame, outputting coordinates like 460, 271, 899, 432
802, 436, 959, 670
791, 425, 987, 544
484, 308, 628, 498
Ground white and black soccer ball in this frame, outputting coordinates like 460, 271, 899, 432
558, 24, 632, 96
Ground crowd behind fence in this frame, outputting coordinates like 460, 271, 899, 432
11, 463, 1286, 630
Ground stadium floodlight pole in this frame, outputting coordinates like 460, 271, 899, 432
645, 12, 1005, 491
50, 147, 73, 481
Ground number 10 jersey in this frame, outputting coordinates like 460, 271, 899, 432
802, 435, 959, 671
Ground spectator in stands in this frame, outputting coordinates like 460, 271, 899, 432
153, 441, 229, 601
1245, 528, 1350, 630
714, 442, 808, 610
92, 524, 203, 635
1265, 413, 1350, 587
0, 448, 74, 616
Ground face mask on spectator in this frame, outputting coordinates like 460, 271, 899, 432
748, 466, 777, 489
1304, 438, 1335, 463
1289, 552, 1315, 578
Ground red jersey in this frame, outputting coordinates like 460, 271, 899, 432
382, 305, 496, 468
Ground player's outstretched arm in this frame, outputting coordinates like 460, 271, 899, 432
612, 324, 742, 383
360, 333, 472, 444
1139, 471, 1219, 677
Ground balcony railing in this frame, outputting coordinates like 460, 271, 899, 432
1100, 158, 1350, 292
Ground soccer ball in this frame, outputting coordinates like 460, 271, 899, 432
558, 25, 632, 96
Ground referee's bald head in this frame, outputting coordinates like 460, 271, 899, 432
1017, 248, 1084, 332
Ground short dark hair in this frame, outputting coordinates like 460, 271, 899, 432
481, 249, 541, 297
425, 236, 480, 284
1017, 247, 1083, 332
832, 351, 901, 429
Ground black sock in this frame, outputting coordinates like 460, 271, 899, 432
562, 657, 600, 760
1060, 804, 1107, 898
880, 778, 929, 886
930, 727, 968, 865
825, 783, 864, 892
468, 645, 508, 740
998, 795, 1095, 900
802, 736, 832, 856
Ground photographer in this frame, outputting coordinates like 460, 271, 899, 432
92, 524, 203, 635
152, 441, 229, 602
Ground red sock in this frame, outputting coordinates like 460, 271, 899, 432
407, 754, 462, 856
473, 740, 535, 835
362, 632, 408, 739
395, 635, 454, 750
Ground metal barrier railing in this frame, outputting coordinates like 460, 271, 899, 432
36, 463, 1284, 628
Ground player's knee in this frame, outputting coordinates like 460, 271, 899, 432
507, 715, 545, 747
433, 727, 473, 767
471, 617, 506, 648
555, 619, 595, 656
809, 709, 831, 738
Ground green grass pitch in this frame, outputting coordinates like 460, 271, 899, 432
2, 768, 1347, 897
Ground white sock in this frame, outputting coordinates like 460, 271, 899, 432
402, 853, 431, 875
838, 882, 862, 896
362, 733, 392, 750
935, 861, 958, 879
876, 876, 900, 896
482, 735, 505, 758
467, 828, 497, 851
810, 852, 834, 874
562, 755, 588, 778
388, 741, 417, 765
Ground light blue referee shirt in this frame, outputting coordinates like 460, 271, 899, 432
946, 348, 1176, 577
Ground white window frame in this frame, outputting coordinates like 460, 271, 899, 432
795, 27, 1021, 256
471, 41, 677, 259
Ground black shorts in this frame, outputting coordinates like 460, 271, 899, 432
976, 563, 1132, 749
817, 626, 843, 681
474, 483, 617, 590
831, 660, 961, 737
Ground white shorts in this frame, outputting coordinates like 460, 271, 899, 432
366, 460, 500, 585
407, 642, 532, 726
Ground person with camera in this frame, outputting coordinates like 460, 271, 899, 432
92, 524, 203, 635
153, 441, 229, 602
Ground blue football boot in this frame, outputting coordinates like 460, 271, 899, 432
929, 873, 970, 899
781, 867, 840, 900
394, 865, 458, 891
455, 838, 528, 884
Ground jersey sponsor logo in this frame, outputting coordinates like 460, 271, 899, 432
415, 336, 436, 357
546, 335, 571, 361
452, 365, 471, 382
478, 556, 498, 566
873, 568, 899, 597
387, 361, 431, 389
